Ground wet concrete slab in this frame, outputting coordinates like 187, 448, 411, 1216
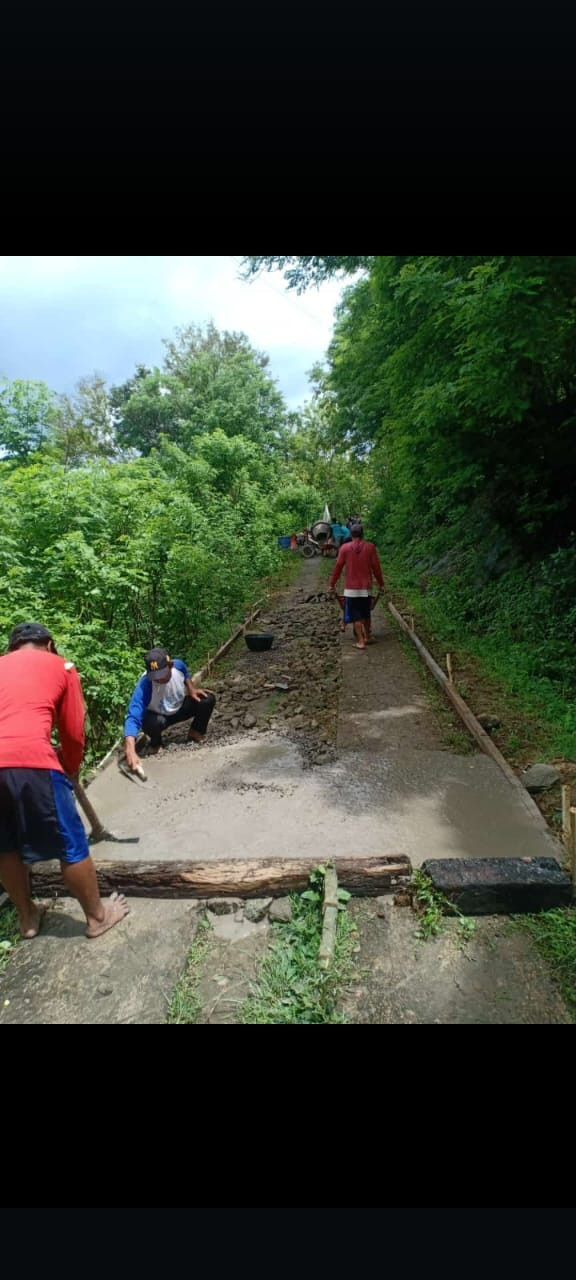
76, 732, 558, 865
70, 575, 558, 868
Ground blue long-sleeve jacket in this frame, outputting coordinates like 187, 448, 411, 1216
124, 658, 190, 737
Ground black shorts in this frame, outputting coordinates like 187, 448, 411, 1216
0, 768, 90, 865
346, 596, 371, 622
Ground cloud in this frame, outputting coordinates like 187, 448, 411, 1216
0, 256, 351, 409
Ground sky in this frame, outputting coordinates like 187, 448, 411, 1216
0, 256, 352, 410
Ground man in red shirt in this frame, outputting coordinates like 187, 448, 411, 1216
329, 523, 385, 649
0, 622, 129, 939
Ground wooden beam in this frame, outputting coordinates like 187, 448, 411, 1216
570, 806, 576, 893
319, 866, 339, 970
30, 855, 411, 900
562, 784, 572, 852
424, 856, 572, 916
388, 601, 561, 847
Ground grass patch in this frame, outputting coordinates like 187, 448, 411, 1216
411, 869, 476, 945
386, 571, 576, 765
518, 908, 576, 1019
240, 870, 357, 1024
0, 904, 20, 975
167, 917, 213, 1024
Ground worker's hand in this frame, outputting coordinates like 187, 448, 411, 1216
191, 686, 213, 701
126, 750, 142, 772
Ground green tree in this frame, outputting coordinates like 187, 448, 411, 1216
240, 257, 373, 293
0, 378, 58, 460
111, 323, 288, 456
50, 373, 119, 467
322, 255, 576, 554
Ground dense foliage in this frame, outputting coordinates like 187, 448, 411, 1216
7, 256, 573, 767
248, 255, 576, 752
0, 324, 332, 765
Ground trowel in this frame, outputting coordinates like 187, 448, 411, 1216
118, 758, 149, 786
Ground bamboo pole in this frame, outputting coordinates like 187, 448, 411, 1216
446, 653, 454, 685
388, 600, 562, 849
562, 784, 572, 853
570, 806, 576, 894
192, 600, 264, 683
319, 866, 339, 970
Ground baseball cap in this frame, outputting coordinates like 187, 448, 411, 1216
8, 622, 58, 653
145, 646, 172, 679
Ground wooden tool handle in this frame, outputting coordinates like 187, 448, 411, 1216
71, 777, 105, 835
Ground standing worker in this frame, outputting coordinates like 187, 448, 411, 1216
330, 519, 351, 550
0, 622, 129, 939
329, 523, 385, 650
123, 646, 216, 773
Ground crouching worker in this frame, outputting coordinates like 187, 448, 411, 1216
123, 647, 216, 772
0, 622, 129, 939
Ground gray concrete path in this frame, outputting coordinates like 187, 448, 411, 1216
74, 598, 557, 865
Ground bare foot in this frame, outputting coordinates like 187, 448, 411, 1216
86, 892, 129, 939
353, 643, 367, 650
20, 902, 47, 939
187, 729, 205, 745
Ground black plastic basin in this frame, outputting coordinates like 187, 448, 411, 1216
245, 633, 275, 651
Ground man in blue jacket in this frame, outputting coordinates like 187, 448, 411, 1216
330, 519, 351, 549
123, 646, 216, 773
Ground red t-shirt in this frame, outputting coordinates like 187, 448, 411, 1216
0, 648, 85, 774
329, 539, 385, 593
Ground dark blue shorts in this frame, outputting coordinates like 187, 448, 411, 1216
0, 768, 90, 865
346, 596, 371, 622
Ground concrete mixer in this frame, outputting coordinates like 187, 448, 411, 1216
299, 520, 338, 558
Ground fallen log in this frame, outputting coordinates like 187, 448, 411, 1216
30, 856, 412, 900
